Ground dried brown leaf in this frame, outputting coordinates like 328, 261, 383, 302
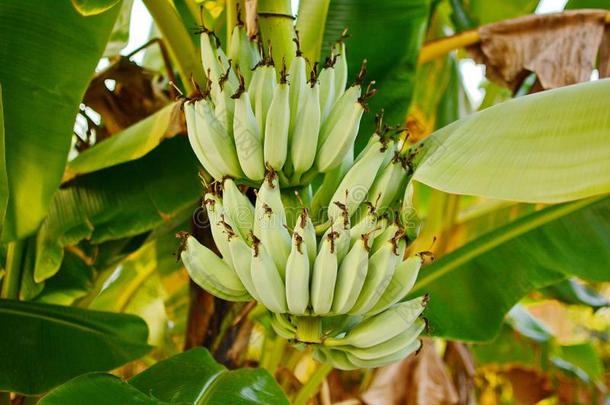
471, 10, 607, 91
361, 339, 458, 405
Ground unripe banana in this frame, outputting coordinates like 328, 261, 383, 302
310, 147, 353, 219
269, 312, 296, 339
332, 235, 370, 314
257, 204, 292, 278
367, 155, 410, 214
336, 318, 425, 361
229, 23, 260, 84
346, 339, 422, 368
370, 220, 400, 253
227, 233, 259, 300
194, 99, 243, 178
253, 63, 277, 137
248, 64, 263, 107
288, 54, 307, 135
293, 208, 317, 263
290, 76, 321, 179
211, 69, 237, 136
285, 232, 311, 314
184, 101, 223, 179
181, 235, 251, 301
324, 297, 427, 348
349, 203, 378, 245
317, 81, 361, 147
204, 193, 235, 269
366, 255, 423, 316
263, 66, 290, 171
200, 30, 224, 83
326, 138, 387, 221
222, 178, 254, 241
250, 237, 287, 313
232, 79, 265, 181
314, 347, 359, 370
216, 46, 239, 89
401, 181, 421, 242
318, 62, 336, 123
310, 232, 339, 315
253, 170, 287, 237
333, 38, 348, 99
349, 233, 403, 315
323, 203, 351, 261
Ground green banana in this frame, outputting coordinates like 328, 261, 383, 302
194, 99, 243, 178
257, 203, 291, 279
184, 101, 223, 179
336, 318, 425, 361
250, 237, 287, 313
323, 203, 351, 261
222, 178, 254, 241
204, 193, 235, 269
370, 220, 401, 253
253, 62, 277, 138
332, 235, 370, 314
310, 145, 353, 219
269, 312, 296, 339
349, 235, 401, 315
346, 339, 422, 368
367, 154, 410, 214
211, 67, 237, 137
293, 208, 317, 263
288, 53, 307, 136
401, 181, 421, 242
228, 21, 260, 84
316, 74, 362, 148
227, 233, 259, 300
349, 203, 378, 245
263, 65, 290, 171
232, 77, 265, 181
181, 235, 251, 301
285, 232, 311, 314
290, 74, 321, 180
366, 255, 423, 316
310, 232, 339, 315
314, 347, 359, 370
326, 138, 387, 222
253, 170, 287, 237
200, 30, 224, 83
333, 35, 348, 99
318, 60, 336, 123
324, 297, 427, 348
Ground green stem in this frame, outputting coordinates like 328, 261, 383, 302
293, 362, 333, 405
295, 0, 331, 63
257, 0, 296, 68
1, 240, 25, 299
143, 0, 206, 94
295, 316, 321, 343
226, 0, 244, 46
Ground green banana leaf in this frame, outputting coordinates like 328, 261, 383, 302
319, 0, 431, 151
565, 0, 610, 9
40, 348, 290, 404
0, 299, 150, 395
103, 0, 133, 57
65, 102, 179, 180
553, 343, 604, 382
72, 0, 122, 16
0, 85, 7, 232
409, 195, 610, 341
34, 137, 200, 283
0, 0, 120, 241
413, 79, 610, 203
541, 278, 609, 308
34, 250, 95, 306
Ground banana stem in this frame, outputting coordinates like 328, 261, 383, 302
293, 362, 333, 405
1, 240, 25, 299
143, 0, 206, 94
257, 0, 297, 68
295, 316, 322, 343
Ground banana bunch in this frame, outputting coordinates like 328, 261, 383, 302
184, 24, 376, 187
180, 146, 425, 367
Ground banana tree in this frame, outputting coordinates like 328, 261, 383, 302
0, 0, 609, 403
